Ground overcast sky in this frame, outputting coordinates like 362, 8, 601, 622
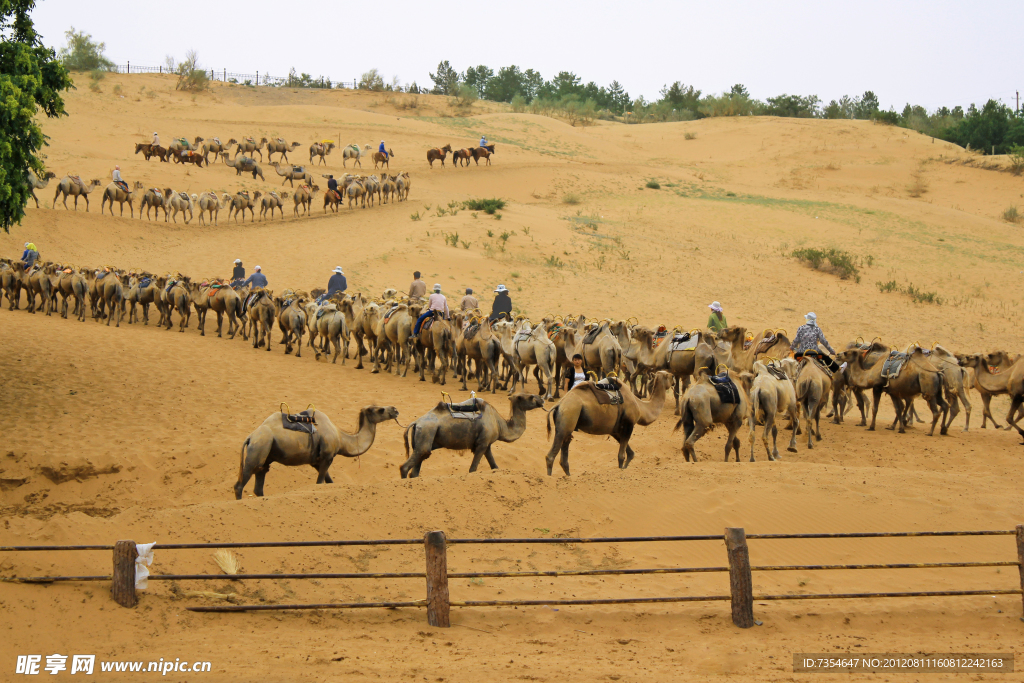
32, 0, 1022, 111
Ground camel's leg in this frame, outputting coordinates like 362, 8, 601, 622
252, 469, 269, 497
888, 395, 905, 433
615, 422, 635, 469
958, 386, 971, 432
1006, 397, 1024, 443
868, 387, 883, 430
979, 393, 1000, 429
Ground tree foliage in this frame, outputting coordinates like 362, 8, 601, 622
175, 49, 208, 92
429, 60, 460, 95
57, 27, 113, 71
0, 0, 73, 232
358, 67, 384, 91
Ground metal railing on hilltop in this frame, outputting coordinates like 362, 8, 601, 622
111, 63, 356, 90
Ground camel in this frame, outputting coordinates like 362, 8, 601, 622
162, 189, 195, 223
345, 177, 366, 208
1003, 357, 1024, 443
200, 137, 231, 164
100, 182, 135, 217
190, 281, 241, 338
471, 144, 496, 165
221, 152, 265, 180
166, 136, 202, 155
293, 184, 317, 216
400, 393, 545, 478
748, 361, 799, 460
375, 302, 419, 375
197, 192, 230, 226
340, 144, 363, 167
509, 320, 558, 401
127, 274, 161, 325
134, 142, 167, 162
259, 191, 288, 220
412, 311, 454, 384
676, 369, 751, 463
0, 260, 20, 310
245, 288, 276, 350
958, 352, 1017, 429
28, 171, 56, 208
271, 162, 316, 187
836, 347, 948, 435
54, 177, 101, 211
362, 175, 382, 207
138, 188, 168, 220
339, 295, 380, 370
276, 294, 308, 357
15, 262, 54, 315
716, 326, 774, 373
373, 149, 394, 169
631, 327, 723, 414
235, 405, 399, 498
458, 317, 501, 393
794, 357, 831, 449
50, 267, 78, 319
545, 371, 672, 475
427, 144, 453, 168
228, 191, 262, 223
907, 344, 972, 432
99, 271, 128, 327
309, 141, 335, 166
395, 171, 411, 201
572, 317, 625, 379
163, 277, 193, 332
312, 302, 349, 364
380, 175, 397, 204
265, 138, 301, 163
231, 136, 264, 161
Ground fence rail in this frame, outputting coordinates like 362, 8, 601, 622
3, 527, 1022, 627
110, 63, 356, 90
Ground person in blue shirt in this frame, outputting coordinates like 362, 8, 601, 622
21, 242, 39, 269
479, 136, 488, 148
242, 265, 268, 289
378, 140, 388, 161
323, 266, 347, 302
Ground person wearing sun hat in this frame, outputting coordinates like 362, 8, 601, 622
706, 301, 727, 333
792, 311, 839, 372
231, 259, 245, 282
152, 132, 160, 147
327, 266, 347, 298
489, 284, 512, 322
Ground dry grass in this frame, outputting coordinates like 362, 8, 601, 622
562, 193, 581, 205
212, 549, 240, 575
1003, 206, 1021, 224
907, 171, 928, 198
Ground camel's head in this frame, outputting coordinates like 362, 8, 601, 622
510, 393, 546, 413
362, 405, 399, 424
44, 171, 56, 180
90, 179, 102, 188
227, 138, 237, 145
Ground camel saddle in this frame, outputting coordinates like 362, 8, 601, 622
269, 191, 279, 199
881, 351, 908, 382
238, 190, 249, 199
244, 136, 255, 143
422, 316, 435, 332
137, 277, 152, 289
114, 180, 129, 193
576, 378, 624, 406
291, 166, 304, 174
327, 189, 341, 202
165, 279, 178, 292
581, 323, 605, 346
178, 192, 190, 202
240, 156, 254, 165
282, 410, 317, 431
69, 175, 83, 187
755, 331, 778, 354
670, 332, 699, 352
653, 325, 669, 343
709, 373, 740, 405
96, 270, 109, 280
383, 305, 400, 323
316, 303, 337, 320
764, 362, 788, 382
547, 322, 563, 340
443, 397, 485, 420
150, 187, 162, 196
211, 137, 221, 145
464, 322, 481, 340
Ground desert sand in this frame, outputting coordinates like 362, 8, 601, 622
1, 73, 1023, 682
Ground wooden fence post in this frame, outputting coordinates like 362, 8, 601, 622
1016, 525, 1024, 621
725, 527, 754, 628
111, 540, 138, 608
424, 530, 450, 627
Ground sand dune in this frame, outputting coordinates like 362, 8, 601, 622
1, 74, 1023, 681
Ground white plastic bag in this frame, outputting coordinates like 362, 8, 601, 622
135, 542, 155, 590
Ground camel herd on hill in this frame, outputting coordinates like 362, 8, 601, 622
3, 255, 1022, 498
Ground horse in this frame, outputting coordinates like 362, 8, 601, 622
471, 144, 496, 166
426, 144, 453, 168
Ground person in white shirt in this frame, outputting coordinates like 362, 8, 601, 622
414, 284, 449, 334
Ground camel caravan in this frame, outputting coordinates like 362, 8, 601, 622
3, 250, 1021, 499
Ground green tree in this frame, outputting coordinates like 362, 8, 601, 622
606, 80, 630, 113
853, 90, 879, 119
1, 0, 73, 232
658, 81, 702, 115
484, 65, 526, 103
428, 60, 460, 95
463, 65, 493, 96
358, 67, 384, 91
57, 27, 113, 71
763, 93, 820, 118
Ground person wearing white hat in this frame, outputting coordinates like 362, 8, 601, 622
242, 265, 267, 289
415, 283, 449, 335
327, 266, 347, 299
490, 284, 512, 322
231, 259, 245, 282
706, 301, 727, 333
792, 311, 838, 371
152, 132, 160, 147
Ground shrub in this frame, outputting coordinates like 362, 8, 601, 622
545, 255, 564, 268
511, 93, 527, 113
410, 211, 421, 221
1003, 206, 1021, 223
175, 50, 209, 92
451, 84, 478, 108
59, 28, 114, 71
562, 193, 580, 205
792, 247, 860, 281
359, 68, 384, 91
684, 132, 697, 140
645, 179, 660, 189
462, 198, 505, 214
1008, 145, 1024, 176
876, 279, 899, 293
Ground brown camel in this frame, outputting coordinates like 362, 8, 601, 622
54, 177, 101, 211
139, 188, 167, 220
52, 267, 88, 320
395, 171, 411, 200
675, 370, 751, 462
200, 137, 231, 164
259, 191, 288, 220
427, 144, 453, 168
0, 260, 20, 310
245, 288, 276, 350
309, 141, 335, 166
380, 174, 397, 204
276, 294, 308, 357
339, 295, 379, 370
232, 136, 264, 161
197, 192, 230, 225
411, 311, 454, 384
372, 149, 394, 169
235, 405, 399, 498
162, 189, 195, 223
191, 281, 241, 338
375, 302, 420, 375
265, 138, 302, 163
99, 271, 128, 327
100, 183, 135, 217
572, 317, 625, 379
400, 393, 545, 478
907, 344, 972, 432
836, 347, 948, 435
312, 302, 350, 364
227, 191, 262, 223
957, 352, 1017, 429
16, 262, 54, 315
163, 276, 193, 332
293, 184, 317, 216
748, 360, 799, 460
221, 152, 265, 181
28, 171, 56, 208
629, 326, 717, 413
127, 274, 161, 325
794, 357, 831, 449
458, 317, 502, 393
271, 162, 316, 187
361, 175, 382, 207
545, 371, 672, 475
509, 320, 558, 401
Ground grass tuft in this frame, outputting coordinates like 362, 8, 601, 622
645, 179, 661, 189
463, 198, 505, 214
1002, 206, 1021, 224
791, 247, 861, 281
562, 193, 580, 205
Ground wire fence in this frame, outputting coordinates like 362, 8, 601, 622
3, 527, 1022, 627
111, 63, 357, 90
